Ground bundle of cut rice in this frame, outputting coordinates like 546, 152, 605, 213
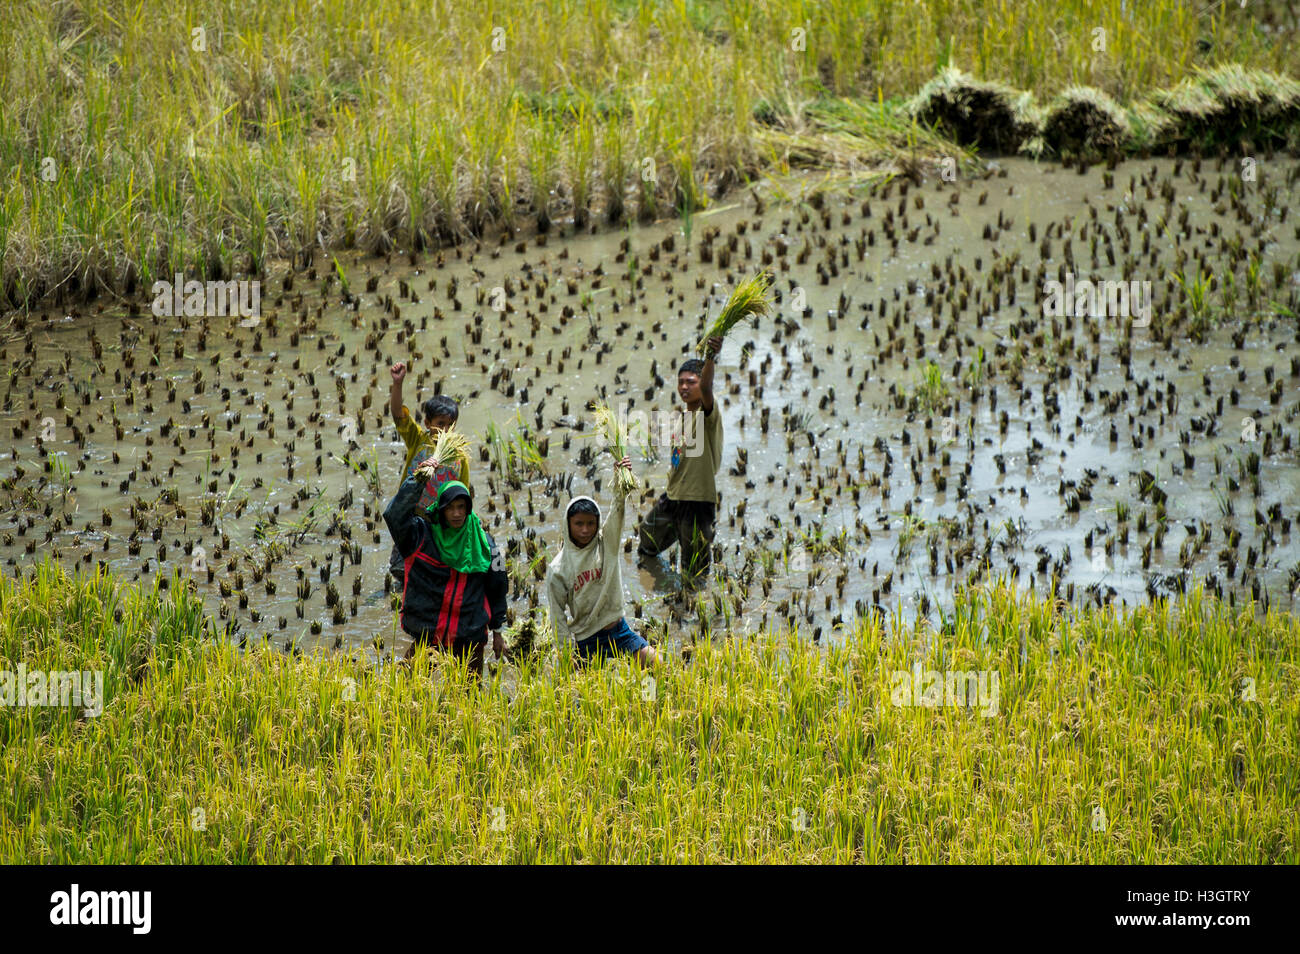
907, 67, 1037, 153
699, 269, 774, 353
1148, 66, 1300, 149
424, 426, 470, 475
591, 402, 639, 494
1041, 87, 1132, 158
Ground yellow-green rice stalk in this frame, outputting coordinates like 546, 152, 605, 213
425, 426, 471, 476
699, 270, 774, 354
591, 402, 639, 494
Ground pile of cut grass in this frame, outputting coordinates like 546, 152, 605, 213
2, 559, 1296, 863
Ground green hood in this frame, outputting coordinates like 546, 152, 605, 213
425, 480, 492, 573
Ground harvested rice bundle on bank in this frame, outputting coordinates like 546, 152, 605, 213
1126, 99, 1182, 151
907, 67, 1037, 153
1041, 87, 1133, 158
1150, 66, 1300, 148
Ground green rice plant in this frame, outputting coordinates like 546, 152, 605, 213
680, 190, 695, 253
510, 415, 547, 478
1212, 484, 1234, 519
339, 445, 383, 500
1244, 253, 1265, 314
632, 100, 663, 224
280, 495, 327, 548
699, 269, 774, 354
913, 360, 949, 414
1173, 268, 1215, 338
46, 454, 74, 507
526, 112, 563, 233
601, 118, 630, 225
1219, 269, 1238, 316
332, 256, 350, 298
484, 419, 516, 484
567, 101, 597, 229
896, 513, 927, 562
964, 346, 986, 390
672, 134, 707, 238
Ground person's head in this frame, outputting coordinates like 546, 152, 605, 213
421, 395, 460, 433
566, 497, 600, 547
677, 358, 705, 407
428, 481, 472, 530
442, 497, 469, 529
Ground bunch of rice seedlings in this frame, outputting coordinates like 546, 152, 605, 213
1040, 87, 1133, 159
424, 426, 471, 476
591, 402, 639, 494
907, 67, 1038, 153
699, 270, 774, 354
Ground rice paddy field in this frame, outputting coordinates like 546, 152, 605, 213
2, 0, 1300, 864
2, 560, 1297, 862
3, 0, 1300, 308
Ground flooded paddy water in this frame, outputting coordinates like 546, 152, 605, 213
4, 156, 1299, 660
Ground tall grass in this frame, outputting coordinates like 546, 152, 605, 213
2, 560, 1296, 862
2, 1, 1297, 310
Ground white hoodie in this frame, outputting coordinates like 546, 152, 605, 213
546, 488, 628, 644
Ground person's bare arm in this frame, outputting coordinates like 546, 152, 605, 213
389, 361, 407, 421
700, 335, 722, 414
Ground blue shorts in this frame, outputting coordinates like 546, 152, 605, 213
575, 618, 648, 660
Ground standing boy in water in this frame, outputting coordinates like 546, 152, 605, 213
637, 335, 724, 593
388, 360, 471, 585
548, 457, 657, 666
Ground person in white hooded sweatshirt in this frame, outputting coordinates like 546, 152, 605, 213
547, 457, 658, 666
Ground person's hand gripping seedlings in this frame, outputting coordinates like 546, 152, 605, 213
413, 456, 439, 484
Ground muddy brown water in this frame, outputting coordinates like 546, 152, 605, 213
3, 157, 1299, 661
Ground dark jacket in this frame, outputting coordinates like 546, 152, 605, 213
383, 475, 508, 646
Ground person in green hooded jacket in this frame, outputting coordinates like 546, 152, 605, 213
383, 459, 509, 672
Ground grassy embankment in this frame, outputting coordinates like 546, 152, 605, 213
2, 558, 1296, 862
2, 0, 1299, 310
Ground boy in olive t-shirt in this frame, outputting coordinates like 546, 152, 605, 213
387, 361, 471, 584
637, 335, 723, 591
